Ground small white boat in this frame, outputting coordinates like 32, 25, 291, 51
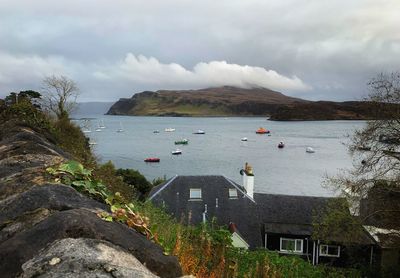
172, 149, 182, 155
193, 130, 205, 134
95, 123, 102, 132
165, 128, 176, 132
241, 137, 248, 141
306, 147, 315, 153
82, 129, 91, 133
99, 120, 106, 129
117, 122, 124, 133
89, 140, 97, 145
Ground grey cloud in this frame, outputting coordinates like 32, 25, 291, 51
0, 0, 399, 101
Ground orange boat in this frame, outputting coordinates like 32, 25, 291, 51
255, 127, 270, 134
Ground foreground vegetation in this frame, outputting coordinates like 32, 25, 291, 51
1, 88, 360, 277
45, 158, 359, 278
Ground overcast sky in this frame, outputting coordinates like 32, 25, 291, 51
0, 0, 399, 101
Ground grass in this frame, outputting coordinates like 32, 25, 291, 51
131, 96, 234, 116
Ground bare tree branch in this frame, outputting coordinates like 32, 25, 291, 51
41, 75, 79, 120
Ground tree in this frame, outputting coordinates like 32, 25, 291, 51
325, 71, 400, 238
115, 168, 152, 200
4, 92, 17, 105
42, 75, 79, 120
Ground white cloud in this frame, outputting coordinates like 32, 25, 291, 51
96, 53, 310, 92
0, 0, 399, 100
0, 52, 69, 92
0, 52, 309, 101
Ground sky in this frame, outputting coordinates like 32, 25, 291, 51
0, 0, 399, 101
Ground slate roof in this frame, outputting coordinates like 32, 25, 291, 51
254, 193, 334, 229
149, 175, 262, 248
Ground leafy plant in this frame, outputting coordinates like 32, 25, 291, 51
47, 160, 108, 200
47, 161, 154, 239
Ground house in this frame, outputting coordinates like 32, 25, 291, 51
360, 185, 400, 272
148, 163, 376, 267
149, 174, 261, 248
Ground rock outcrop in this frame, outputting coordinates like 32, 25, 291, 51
0, 124, 182, 277
21, 238, 158, 278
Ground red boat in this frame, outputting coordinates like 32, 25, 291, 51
144, 157, 160, 163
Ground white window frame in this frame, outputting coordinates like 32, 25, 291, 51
280, 238, 303, 253
229, 188, 238, 199
319, 244, 340, 257
189, 188, 202, 200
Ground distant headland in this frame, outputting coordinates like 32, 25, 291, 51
106, 86, 376, 120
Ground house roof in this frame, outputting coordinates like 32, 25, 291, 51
149, 175, 261, 248
254, 193, 334, 226
148, 176, 375, 247
264, 223, 313, 236
254, 193, 374, 245
364, 226, 400, 248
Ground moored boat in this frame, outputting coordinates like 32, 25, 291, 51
193, 130, 205, 134
256, 127, 270, 134
165, 128, 175, 132
172, 149, 182, 155
99, 120, 106, 129
241, 137, 248, 141
153, 130, 160, 133
306, 147, 315, 153
175, 139, 189, 145
278, 141, 285, 148
116, 122, 124, 133
144, 157, 160, 162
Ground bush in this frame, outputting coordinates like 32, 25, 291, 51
93, 161, 136, 201
51, 117, 95, 166
116, 168, 153, 200
0, 98, 52, 131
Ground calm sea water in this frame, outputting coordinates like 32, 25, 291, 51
75, 115, 365, 197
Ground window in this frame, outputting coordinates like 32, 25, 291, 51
229, 188, 238, 199
189, 188, 202, 199
319, 245, 340, 257
280, 238, 303, 253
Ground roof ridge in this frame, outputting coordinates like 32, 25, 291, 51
148, 175, 178, 200
222, 175, 256, 203
254, 192, 338, 199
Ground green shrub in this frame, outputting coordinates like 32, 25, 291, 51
51, 118, 95, 166
116, 168, 153, 200
93, 161, 136, 201
0, 98, 52, 131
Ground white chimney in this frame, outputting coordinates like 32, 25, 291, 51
242, 162, 254, 199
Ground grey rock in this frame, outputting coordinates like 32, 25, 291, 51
20, 238, 159, 278
0, 209, 182, 278
0, 184, 107, 226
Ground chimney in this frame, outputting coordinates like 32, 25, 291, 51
242, 162, 254, 198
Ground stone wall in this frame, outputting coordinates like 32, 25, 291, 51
0, 124, 182, 277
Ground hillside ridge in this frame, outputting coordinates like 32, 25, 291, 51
106, 86, 375, 120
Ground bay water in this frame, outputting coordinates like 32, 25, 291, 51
76, 115, 365, 197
